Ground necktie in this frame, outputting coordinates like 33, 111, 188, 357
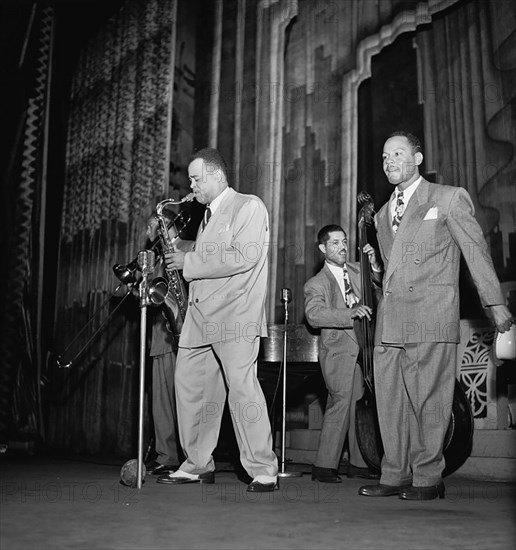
392, 190, 405, 233
343, 265, 358, 308
201, 206, 211, 232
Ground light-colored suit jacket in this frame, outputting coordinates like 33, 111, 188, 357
179, 188, 269, 347
374, 179, 504, 345
304, 262, 362, 369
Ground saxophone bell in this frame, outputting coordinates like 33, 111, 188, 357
148, 277, 168, 306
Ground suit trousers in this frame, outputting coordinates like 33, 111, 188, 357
151, 352, 180, 465
373, 342, 457, 486
316, 361, 367, 470
175, 337, 278, 481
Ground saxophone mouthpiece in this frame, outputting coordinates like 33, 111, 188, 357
183, 192, 195, 203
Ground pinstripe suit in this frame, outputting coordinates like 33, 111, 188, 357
374, 179, 504, 486
304, 262, 368, 470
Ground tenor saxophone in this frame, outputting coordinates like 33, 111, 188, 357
150, 194, 194, 334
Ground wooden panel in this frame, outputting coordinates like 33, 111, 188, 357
259, 323, 319, 363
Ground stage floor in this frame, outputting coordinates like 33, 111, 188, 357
1, 453, 515, 550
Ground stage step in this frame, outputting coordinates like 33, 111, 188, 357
458, 429, 516, 481
283, 428, 516, 482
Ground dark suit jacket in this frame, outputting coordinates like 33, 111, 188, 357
374, 179, 504, 345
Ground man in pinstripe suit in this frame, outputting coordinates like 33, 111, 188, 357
304, 225, 382, 483
359, 131, 513, 500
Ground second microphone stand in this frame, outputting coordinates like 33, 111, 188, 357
278, 288, 302, 479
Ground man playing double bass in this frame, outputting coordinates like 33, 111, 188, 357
304, 224, 381, 483
359, 131, 513, 500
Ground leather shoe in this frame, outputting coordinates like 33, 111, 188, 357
145, 462, 177, 475
156, 471, 215, 485
347, 465, 380, 480
358, 483, 412, 497
246, 480, 279, 493
311, 466, 342, 483
399, 483, 445, 500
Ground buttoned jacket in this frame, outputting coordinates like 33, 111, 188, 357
304, 262, 363, 370
374, 179, 504, 344
179, 188, 269, 347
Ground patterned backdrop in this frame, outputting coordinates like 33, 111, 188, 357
49, 0, 177, 454
0, 5, 54, 443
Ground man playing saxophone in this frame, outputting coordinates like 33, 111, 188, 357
156, 147, 278, 492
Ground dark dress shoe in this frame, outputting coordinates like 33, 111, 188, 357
399, 483, 445, 500
246, 480, 279, 493
156, 471, 215, 485
358, 483, 412, 497
347, 465, 380, 480
146, 462, 177, 475
311, 466, 342, 483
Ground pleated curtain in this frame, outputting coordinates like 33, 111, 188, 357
49, 0, 176, 455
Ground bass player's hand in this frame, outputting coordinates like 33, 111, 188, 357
351, 304, 373, 321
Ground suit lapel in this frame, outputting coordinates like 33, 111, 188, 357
322, 264, 345, 309
347, 262, 362, 297
384, 179, 434, 283
376, 202, 395, 262
322, 264, 358, 344
195, 188, 235, 242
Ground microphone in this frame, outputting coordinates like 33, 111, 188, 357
138, 250, 155, 276
280, 288, 292, 304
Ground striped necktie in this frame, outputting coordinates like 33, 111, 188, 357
201, 206, 211, 232
392, 190, 405, 233
343, 265, 358, 308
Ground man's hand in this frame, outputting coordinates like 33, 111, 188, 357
488, 304, 513, 333
351, 304, 373, 321
363, 244, 381, 271
164, 249, 186, 271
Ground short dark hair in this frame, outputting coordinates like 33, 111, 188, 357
389, 130, 422, 153
190, 147, 228, 180
317, 224, 345, 245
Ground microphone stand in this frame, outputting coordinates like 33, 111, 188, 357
277, 288, 302, 479
56, 211, 191, 370
136, 250, 155, 489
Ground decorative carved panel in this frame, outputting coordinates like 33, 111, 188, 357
458, 320, 500, 429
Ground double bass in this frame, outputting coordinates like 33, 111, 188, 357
354, 191, 474, 476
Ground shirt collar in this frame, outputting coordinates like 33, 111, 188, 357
326, 261, 347, 277
394, 175, 422, 204
208, 186, 230, 214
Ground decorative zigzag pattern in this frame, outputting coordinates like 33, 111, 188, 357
0, 6, 53, 438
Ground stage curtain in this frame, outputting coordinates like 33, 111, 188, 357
416, 0, 516, 279
49, 0, 177, 455
0, 5, 54, 445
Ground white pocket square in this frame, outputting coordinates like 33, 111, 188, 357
424, 207, 438, 220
